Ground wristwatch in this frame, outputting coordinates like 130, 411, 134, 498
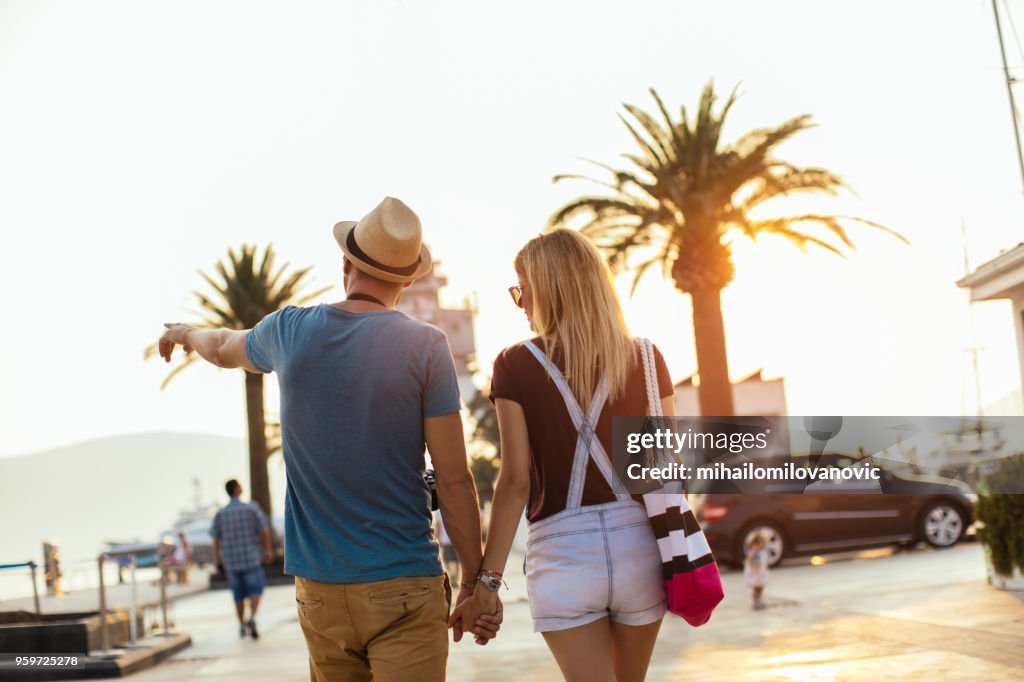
477, 572, 502, 592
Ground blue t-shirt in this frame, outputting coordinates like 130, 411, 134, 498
246, 303, 461, 583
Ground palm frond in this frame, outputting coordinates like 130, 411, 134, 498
736, 167, 848, 212
551, 174, 624, 193
649, 88, 686, 154
628, 254, 665, 295
617, 114, 665, 166
159, 353, 200, 390
746, 217, 847, 256
623, 103, 676, 164
294, 285, 332, 306
549, 196, 647, 228
549, 80, 905, 298
832, 215, 911, 245
194, 292, 235, 327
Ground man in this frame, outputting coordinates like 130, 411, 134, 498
159, 197, 500, 681
211, 479, 273, 640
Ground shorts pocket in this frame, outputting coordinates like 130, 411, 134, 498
369, 584, 432, 606
295, 579, 326, 615
295, 593, 325, 613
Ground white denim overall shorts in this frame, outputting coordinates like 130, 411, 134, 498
522, 342, 667, 633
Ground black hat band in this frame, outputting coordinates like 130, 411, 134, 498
347, 228, 422, 276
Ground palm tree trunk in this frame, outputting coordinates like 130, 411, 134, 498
244, 371, 272, 524
690, 287, 735, 416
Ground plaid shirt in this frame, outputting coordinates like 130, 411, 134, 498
211, 498, 269, 571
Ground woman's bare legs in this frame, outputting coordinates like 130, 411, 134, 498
542, 616, 662, 682
609, 618, 662, 682
542, 618, 616, 682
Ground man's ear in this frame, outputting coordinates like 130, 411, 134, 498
403, 280, 413, 290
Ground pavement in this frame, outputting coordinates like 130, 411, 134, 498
116, 542, 1024, 681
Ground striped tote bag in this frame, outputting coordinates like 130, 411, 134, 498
637, 337, 725, 626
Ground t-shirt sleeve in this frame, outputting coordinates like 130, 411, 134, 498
245, 308, 289, 374
488, 347, 520, 405
423, 334, 461, 418
653, 344, 674, 399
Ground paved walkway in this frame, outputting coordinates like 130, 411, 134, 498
125, 543, 1022, 681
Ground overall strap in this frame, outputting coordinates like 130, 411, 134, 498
524, 342, 631, 508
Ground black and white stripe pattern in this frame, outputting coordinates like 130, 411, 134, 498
637, 337, 718, 579
643, 493, 717, 581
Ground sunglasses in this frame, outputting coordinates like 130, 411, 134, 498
508, 284, 524, 308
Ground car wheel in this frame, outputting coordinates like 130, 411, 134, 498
737, 522, 786, 568
920, 501, 965, 548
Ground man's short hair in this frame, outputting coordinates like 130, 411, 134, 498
225, 479, 241, 497
347, 259, 403, 287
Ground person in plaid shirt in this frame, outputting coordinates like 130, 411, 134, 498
212, 479, 273, 639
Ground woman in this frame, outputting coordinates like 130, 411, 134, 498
452, 229, 675, 681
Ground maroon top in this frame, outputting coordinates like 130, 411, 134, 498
490, 339, 674, 523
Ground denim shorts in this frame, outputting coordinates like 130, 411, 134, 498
525, 500, 667, 633
227, 565, 266, 603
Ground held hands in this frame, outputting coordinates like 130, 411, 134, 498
449, 583, 502, 646
158, 323, 192, 362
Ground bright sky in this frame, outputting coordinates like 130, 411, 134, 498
1, 0, 1022, 457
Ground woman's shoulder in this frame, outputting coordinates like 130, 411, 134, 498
494, 338, 543, 365
490, 338, 546, 403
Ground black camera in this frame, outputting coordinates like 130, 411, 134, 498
423, 469, 439, 511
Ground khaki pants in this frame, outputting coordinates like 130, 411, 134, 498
295, 574, 451, 682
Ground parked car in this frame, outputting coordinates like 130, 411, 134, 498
688, 453, 975, 568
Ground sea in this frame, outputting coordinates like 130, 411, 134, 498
0, 432, 286, 602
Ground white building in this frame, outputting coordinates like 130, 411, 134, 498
674, 369, 788, 417
957, 242, 1024, 413
396, 259, 477, 400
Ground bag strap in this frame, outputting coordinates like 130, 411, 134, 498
637, 337, 662, 417
636, 337, 682, 491
523, 341, 631, 507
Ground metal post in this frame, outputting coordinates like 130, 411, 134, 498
30, 562, 41, 616
992, 0, 1024, 195
128, 556, 138, 642
98, 555, 109, 652
159, 564, 169, 635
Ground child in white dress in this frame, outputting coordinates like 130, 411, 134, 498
744, 532, 770, 610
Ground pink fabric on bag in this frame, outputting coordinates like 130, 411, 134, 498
665, 563, 725, 626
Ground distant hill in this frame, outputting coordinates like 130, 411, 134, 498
0, 432, 272, 573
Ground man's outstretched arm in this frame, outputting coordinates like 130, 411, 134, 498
159, 323, 259, 372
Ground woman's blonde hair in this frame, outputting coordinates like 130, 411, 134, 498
514, 229, 635, 412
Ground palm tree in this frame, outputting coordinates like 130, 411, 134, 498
146, 244, 329, 522
550, 82, 906, 416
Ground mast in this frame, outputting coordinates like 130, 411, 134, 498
961, 221, 984, 425
992, 0, 1024, 195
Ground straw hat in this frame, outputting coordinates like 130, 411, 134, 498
333, 197, 433, 283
